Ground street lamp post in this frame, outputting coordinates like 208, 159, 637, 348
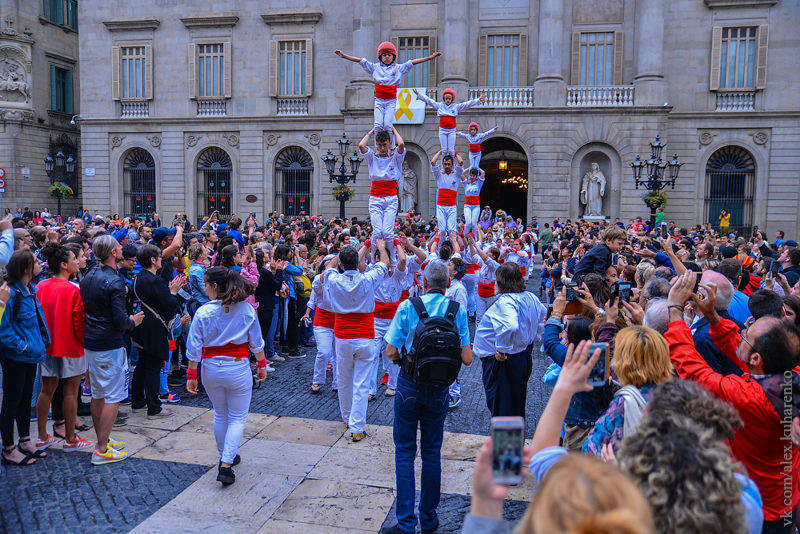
631, 135, 683, 231
45, 148, 76, 217
323, 133, 362, 220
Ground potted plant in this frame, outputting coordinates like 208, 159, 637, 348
643, 191, 667, 209
48, 183, 75, 199
332, 185, 355, 203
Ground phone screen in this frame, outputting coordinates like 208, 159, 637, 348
611, 282, 620, 302
661, 225, 668, 239
588, 342, 609, 387
565, 283, 577, 301
771, 261, 780, 278
618, 282, 632, 303
694, 273, 703, 293
491, 418, 525, 485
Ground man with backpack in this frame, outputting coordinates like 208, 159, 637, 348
382, 261, 472, 534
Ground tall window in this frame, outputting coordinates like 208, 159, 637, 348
67, 0, 77, 30
121, 47, 147, 99
123, 148, 157, 217
43, 0, 63, 24
570, 31, 623, 86
50, 66, 73, 114
710, 25, 768, 92
197, 147, 233, 218
269, 39, 313, 98
199, 44, 224, 97
274, 147, 313, 216
705, 146, 755, 237
396, 36, 435, 87
478, 34, 528, 87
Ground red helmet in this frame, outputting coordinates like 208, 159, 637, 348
443, 88, 455, 100
377, 41, 397, 59
469, 122, 479, 129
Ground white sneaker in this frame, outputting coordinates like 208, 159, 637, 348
268, 355, 285, 362
266, 365, 276, 373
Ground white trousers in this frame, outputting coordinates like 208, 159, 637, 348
373, 97, 396, 133
468, 152, 482, 170
436, 204, 458, 238
369, 195, 398, 257
335, 337, 376, 434
462, 272, 478, 314
369, 318, 399, 394
464, 205, 480, 235
201, 358, 252, 464
312, 325, 337, 389
476, 294, 498, 325
438, 128, 456, 155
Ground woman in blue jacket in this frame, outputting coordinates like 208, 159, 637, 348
273, 244, 304, 357
0, 249, 51, 465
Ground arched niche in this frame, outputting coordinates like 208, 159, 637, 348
403, 143, 429, 217
570, 143, 622, 220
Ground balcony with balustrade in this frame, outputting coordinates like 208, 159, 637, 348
120, 102, 149, 118
468, 87, 534, 107
566, 86, 635, 107
197, 100, 227, 117
277, 98, 309, 116
715, 92, 755, 111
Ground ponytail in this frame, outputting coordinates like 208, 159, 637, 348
205, 266, 254, 305
41, 241, 71, 275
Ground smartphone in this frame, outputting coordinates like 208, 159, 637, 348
490, 416, 525, 486
618, 282, 632, 303
770, 260, 780, 278
251, 212, 256, 219
610, 282, 620, 302
694, 272, 703, 293
132, 300, 142, 315
587, 342, 610, 387
660, 225, 668, 239
565, 282, 578, 302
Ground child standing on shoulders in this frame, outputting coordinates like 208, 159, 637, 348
456, 123, 498, 170
431, 150, 464, 239
335, 43, 440, 138
461, 167, 485, 236
413, 89, 486, 156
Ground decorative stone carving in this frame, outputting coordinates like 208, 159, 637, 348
0, 45, 32, 104
2, 17, 33, 43
698, 132, 716, 146
180, 13, 240, 29
147, 134, 162, 148
110, 135, 126, 149
223, 133, 239, 147
305, 133, 321, 146
186, 134, 202, 148
265, 134, 281, 147
580, 162, 607, 217
753, 132, 768, 146
0, 108, 33, 120
401, 161, 418, 213
103, 17, 161, 32
261, 10, 323, 25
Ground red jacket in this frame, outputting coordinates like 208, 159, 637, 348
36, 278, 85, 358
665, 319, 799, 522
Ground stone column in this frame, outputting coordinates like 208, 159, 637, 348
633, 0, 668, 106
534, 0, 566, 106
345, 0, 376, 109
440, 0, 469, 100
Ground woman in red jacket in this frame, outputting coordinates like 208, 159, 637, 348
35, 242, 93, 452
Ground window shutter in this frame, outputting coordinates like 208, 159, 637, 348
571, 32, 581, 85
65, 69, 73, 114
755, 24, 769, 90
613, 30, 623, 85
111, 46, 120, 100
145, 44, 153, 101
305, 39, 313, 97
478, 35, 487, 86
224, 42, 232, 98
188, 43, 197, 99
269, 40, 278, 97
55, 0, 64, 25
518, 33, 528, 86
427, 35, 437, 88
709, 26, 722, 91
50, 65, 57, 110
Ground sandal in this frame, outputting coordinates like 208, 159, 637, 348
1, 446, 36, 466
52, 421, 67, 440
19, 438, 47, 458
75, 423, 92, 432
311, 384, 321, 394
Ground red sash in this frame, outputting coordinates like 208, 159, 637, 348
469, 143, 481, 153
478, 281, 495, 298
399, 289, 410, 302
439, 116, 456, 129
334, 312, 375, 339
370, 180, 397, 197
374, 300, 401, 320
437, 189, 457, 207
203, 343, 249, 359
520, 267, 527, 277
465, 195, 480, 206
375, 84, 397, 99
466, 264, 479, 274
314, 307, 336, 329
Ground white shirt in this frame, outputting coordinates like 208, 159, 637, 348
186, 301, 265, 362
474, 254, 501, 284
363, 147, 405, 182
358, 58, 414, 86
461, 176, 485, 197
374, 263, 406, 303
324, 264, 388, 314
445, 279, 468, 309
473, 292, 548, 357
416, 92, 482, 119
455, 127, 498, 145
307, 275, 334, 313
432, 165, 463, 191
506, 249, 530, 269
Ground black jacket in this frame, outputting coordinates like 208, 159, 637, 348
255, 267, 283, 310
782, 265, 800, 288
571, 243, 612, 283
80, 264, 135, 351
132, 270, 179, 360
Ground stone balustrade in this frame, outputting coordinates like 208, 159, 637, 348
197, 100, 227, 117
277, 98, 309, 116
566, 86, 635, 106
120, 101, 149, 118
468, 87, 534, 107
715, 92, 755, 111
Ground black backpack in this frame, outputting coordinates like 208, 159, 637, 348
402, 297, 463, 387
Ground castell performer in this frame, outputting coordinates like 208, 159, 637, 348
431, 150, 464, 239
413, 88, 486, 155
359, 127, 405, 258
456, 123, 498, 170
335, 43, 440, 138
302, 255, 337, 395
461, 167, 485, 236
466, 234, 501, 325
322, 241, 390, 442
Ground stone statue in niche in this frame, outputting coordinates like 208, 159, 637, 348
580, 162, 607, 217
401, 161, 418, 213
0, 60, 31, 102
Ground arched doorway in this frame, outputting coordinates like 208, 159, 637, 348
478, 137, 528, 222
122, 148, 156, 217
704, 146, 755, 237
196, 147, 233, 218
274, 146, 313, 216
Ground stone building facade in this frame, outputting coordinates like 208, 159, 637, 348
78, 0, 799, 237
0, 0, 82, 216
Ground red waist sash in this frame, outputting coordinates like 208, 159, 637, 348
334, 312, 375, 339
399, 289, 410, 302
465, 195, 480, 206
314, 307, 336, 329
203, 343, 249, 359
374, 300, 401, 320
520, 266, 527, 277
439, 116, 456, 129
375, 84, 397, 99
478, 281, 495, 298
469, 143, 481, 153
370, 180, 397, 197
437, 189, 457, 207
466, 264, 479, 274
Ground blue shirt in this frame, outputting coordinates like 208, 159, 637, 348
384, 292, 470, 352
727, 291, 751, 325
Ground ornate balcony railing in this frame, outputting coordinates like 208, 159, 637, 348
566, 86, 635, 106
425, 88, 438, 100
197, 100, 227, 117
468, 87, 534, 107
715, 92, 755, 111
276, 98, 309, 116
120, 101, 149, 118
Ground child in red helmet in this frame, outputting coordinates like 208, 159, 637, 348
413, 88, 487, 156
335, 43, 440, 137
456, 122, 498, 170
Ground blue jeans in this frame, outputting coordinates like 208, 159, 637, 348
265, 301, 280, 358
393, 373, 449, 533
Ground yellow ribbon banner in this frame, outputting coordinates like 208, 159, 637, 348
395, 89, 414, 121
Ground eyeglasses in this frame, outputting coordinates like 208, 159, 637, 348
739, 327, 755, 352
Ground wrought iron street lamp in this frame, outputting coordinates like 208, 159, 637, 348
324, 133, 363, 219
631, 135, 683, 230
45, 149, 76, 217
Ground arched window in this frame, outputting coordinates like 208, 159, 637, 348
705, 146, 755, 237
123, 148, 156, 217
274, 147, 313, 216
197, 147, 233, 218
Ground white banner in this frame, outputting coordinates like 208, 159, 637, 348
393, 88, 426, 125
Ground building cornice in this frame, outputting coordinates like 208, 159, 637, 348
704, 0, 778, 7
261, 10, 323, 25
45, 51, 76, 64
103, 17, 161, 32
180, 14, 240, 29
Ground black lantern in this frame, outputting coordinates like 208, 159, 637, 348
631, 155, 644, 183
649, 135, 665, 160
44, 154, 55, 173
631, 135, 683, 230
65, 154, 76, 174
668, 154, 683, 180
336, 133, 351, 156
322, 150, 337, 175
325, 134, 362, 219
349, 151, 362, 175
499, 151, 508, 171
55, 149, 66, 168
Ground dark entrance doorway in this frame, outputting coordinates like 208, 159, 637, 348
476, 137, 528, 222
